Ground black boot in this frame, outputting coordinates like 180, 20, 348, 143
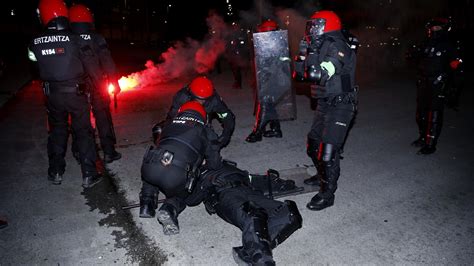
246, 102, 268, 143
246, 130, 263, 143
82, 174, 103, 188
417, 145, 436, 155
411, 137, 425, 147
306, 193, 335, 211
263, 121, 282, 138
307, 144, 339, 211
139, 193, 158, 218
232, 246, 275, 266
48, 172, 63, 185
104, 150, 122, 163
157, 203, 180, 235
269, 200, 303, 248
234, 202, 275, 266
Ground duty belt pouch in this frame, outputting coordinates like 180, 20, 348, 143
185, 164, 200, 193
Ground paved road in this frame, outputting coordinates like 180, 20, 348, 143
1, 68, 473, 265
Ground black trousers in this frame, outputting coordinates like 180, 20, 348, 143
416, 78, 445, 146
141, 148, 190, 215
308, 98, 356, 148
90, 90, 117, 154
46, 92, 97, 177
213, 186, 292, 247
307, 97, 356, 196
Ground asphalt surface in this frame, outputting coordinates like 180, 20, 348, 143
1, 66, 473, 265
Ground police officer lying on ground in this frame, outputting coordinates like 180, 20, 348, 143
140, 76, 235, 218
185, 160, 303, 265
69, 4, 122, 163
140, 101, 223, 235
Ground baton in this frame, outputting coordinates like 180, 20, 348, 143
121, 199, 165, 210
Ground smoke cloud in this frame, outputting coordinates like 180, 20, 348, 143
120, 12, 234, 89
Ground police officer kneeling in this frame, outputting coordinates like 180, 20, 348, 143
141, 101, 222, 235
185, 161, 303, 265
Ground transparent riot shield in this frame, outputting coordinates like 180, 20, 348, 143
253, 30, 296, 121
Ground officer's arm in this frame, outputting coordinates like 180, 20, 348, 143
204, 128, 223, 170
96, 35, 117, 74
166, 89, 187, 121
212, 93, 235, 148
95, 34, 121, 93
306, 42, 345, 86
77, 37, 103, 89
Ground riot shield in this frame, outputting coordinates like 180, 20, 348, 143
253, 30, 296, 121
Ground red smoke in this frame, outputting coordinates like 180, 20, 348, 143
118, 13, 230, 91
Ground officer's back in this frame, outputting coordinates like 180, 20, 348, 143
142, 101, 222, 197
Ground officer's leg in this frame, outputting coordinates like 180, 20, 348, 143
91, 91, 121, 163
304, 100, 326, 185
418, 94, 445, 155
231, 201, 274, 265
69, 94, 101, 188
214, 188, 274, 265
412, 79, 429, 147
157, 194, 187, 235
246, 101, 264, 143
307, 143, 340, 211
46, 94, 69, 184
139, 181, 158, 218
307, 103, 354, 211
247, 195, 302, 248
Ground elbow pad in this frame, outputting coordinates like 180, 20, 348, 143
306, 65, 329, 86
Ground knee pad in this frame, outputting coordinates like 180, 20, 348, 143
269, 200, 302, 248
322, 143, 336, 162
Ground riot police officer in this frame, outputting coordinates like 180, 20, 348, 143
246, 19, 283, 143
293, 11, 358, 211
141, 76, 234, 219
141, 101, 222, 235
410, 18, 462, 155
163, 76, 235, 148
185, 160, 303, 265
69, 4, 122, 163
28, 0, 102, 188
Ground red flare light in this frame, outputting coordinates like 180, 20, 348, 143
118, 76, 139, 92
108, 83, 115, 95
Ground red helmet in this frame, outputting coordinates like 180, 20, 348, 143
307, 10, 342, 37
69, 4, 94, 23
37, 0, 68, 26
258, 20, 278, 32
189, 76, 214, 100
178, 101, 207, 122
